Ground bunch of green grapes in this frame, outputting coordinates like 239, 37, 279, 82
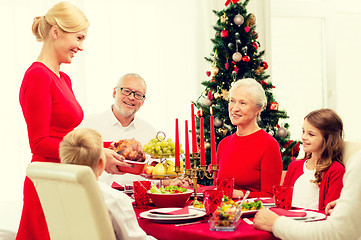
143, 136, 184, 158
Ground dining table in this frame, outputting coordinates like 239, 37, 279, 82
134, 206, 278, 240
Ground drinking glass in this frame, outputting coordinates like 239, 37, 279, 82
273, 185, 293, 210
215, 177, 234, 199
133, 181, 151, 209
204, 189, 224, 216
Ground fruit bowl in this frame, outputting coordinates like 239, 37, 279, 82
141, 158, 184, 179
148, 190, 193, 208
117, 155, 150, 175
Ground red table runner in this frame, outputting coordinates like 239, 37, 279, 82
135, 208, 278, 240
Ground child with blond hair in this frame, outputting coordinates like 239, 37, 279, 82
60, 128, 155, 240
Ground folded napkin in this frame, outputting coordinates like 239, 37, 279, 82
194, 185, 216, 193
257, 198, 275, 204
111, 182, 124, 190
270, 208, 307, 217
150, 206, 189, 215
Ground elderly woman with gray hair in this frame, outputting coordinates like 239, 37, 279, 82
216, 78, 282, 199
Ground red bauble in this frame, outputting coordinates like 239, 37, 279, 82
262, 61, 269, 69
221, 30, 229, 37
225, 62, 229, 70
270, 102, 279, 110
244, 27, 250, 33
242, 55, 250, 62
252, 42, 258, 49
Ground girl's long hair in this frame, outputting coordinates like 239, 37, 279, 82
304, 108, 344, 184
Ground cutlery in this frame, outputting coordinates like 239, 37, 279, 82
174, 220, 208, 227
243, 218, 253, 225
237, 190, 251, 207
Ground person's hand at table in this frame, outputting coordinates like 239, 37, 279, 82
325, 199, 337, 216
253, 208, 280, 232
104, 148, 131, 174
232, 189, 245, 199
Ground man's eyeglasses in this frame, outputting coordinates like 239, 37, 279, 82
116, 87, 145, 100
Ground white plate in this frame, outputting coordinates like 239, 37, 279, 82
244, 197, 275, 207
289, 210, 326, 222
140, 208, 206, 222
148, 208, 197, 218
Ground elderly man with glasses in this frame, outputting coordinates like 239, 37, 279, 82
80, 73, 156, 185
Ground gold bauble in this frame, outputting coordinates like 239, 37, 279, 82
212, 66, 219, 76
247, 13, 256, 27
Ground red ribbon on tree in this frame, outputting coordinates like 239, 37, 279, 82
225, 0, 240, 6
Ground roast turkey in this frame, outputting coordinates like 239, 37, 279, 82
109, 139, 146, 162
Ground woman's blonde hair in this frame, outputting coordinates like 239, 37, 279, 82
304, 108, 344, 185
59, 128, 103, 172
32, 1, 89, 41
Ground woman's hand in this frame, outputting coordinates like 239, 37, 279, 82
325, 200, 337, 216
103, 148, 131, 174
253, 208, 280, 232
232, 189, 244, 199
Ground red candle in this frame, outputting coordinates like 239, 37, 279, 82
185, 120, 190, 169
210, 107, 217, 165
200, 110, 206, 165
191, 103, 197, 153
175, 118, 180, 167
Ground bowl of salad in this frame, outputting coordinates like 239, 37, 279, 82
148, 185, 193, 208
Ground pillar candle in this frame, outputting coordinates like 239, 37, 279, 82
210, 107, 217, 165
191, 103, 197, 153
185, 120, 190, 169
175, 118, 180, 167
200, 110, 206, 165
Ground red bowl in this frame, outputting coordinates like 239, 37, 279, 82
117, 155, 150, 175
148, 190, 193, 208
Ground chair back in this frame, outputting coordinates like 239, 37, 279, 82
26, 162, 116, 240
344, 141, 361, 165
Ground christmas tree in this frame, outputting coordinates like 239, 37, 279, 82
194, 0, 300, 184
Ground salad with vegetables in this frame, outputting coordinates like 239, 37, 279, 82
241, 200, 263, 211
150, 185, 188, 194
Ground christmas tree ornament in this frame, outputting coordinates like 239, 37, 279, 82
212, 66, 219, 76
207, 89, 213, 100
206, 71, 211, 77
221, 89, 229, 100
242, 55, 250, 62
277, 127, 289, 138
214, 117, 224, 127
219, 127, 228, 137
221, 30, 229, 37
232, 52, 242, 62
225, 62, 229, 70
235, 32, 241, 39
201, 96, 212, 107
262, 61, 269, 69
205, 142, 211, 150
220, 13, 228, 23
233, 14, 244, 26
225, 0, 240, 7
244, 27, 250, 33
254, 66, 264, 75
242, 46, 248, 55
228, 43, 235, 50
246, 13, 256, 27
270, 102, 279, 110
252, 42, 258, 49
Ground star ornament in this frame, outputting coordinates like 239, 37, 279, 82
221, 13, 228, 23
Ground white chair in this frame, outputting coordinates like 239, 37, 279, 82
343, 141, 361, 165
26, 162, 116, 240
